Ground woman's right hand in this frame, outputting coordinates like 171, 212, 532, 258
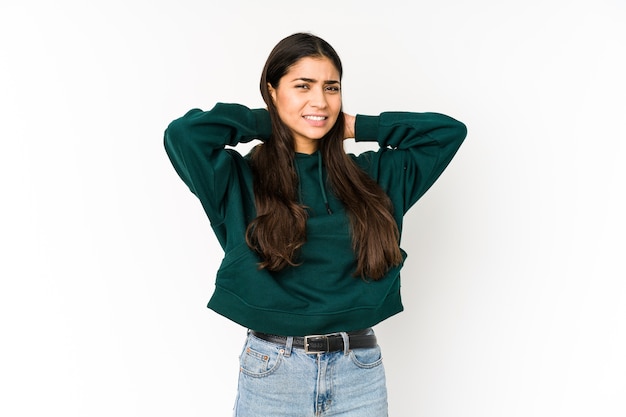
343, 113, 356, 139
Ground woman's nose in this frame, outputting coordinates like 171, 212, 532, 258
309, 87, 328, 108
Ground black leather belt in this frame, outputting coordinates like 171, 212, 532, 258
250, 329, 377, 354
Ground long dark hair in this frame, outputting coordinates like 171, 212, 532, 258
245, 33, 402, 280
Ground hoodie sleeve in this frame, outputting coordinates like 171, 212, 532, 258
354, 112, 467, 214
164, 103, 271, 225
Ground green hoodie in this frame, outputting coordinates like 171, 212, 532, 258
164, 103, 466, 335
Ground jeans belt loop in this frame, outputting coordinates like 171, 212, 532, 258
340, 332, 350, 355
284, 336, 294, 357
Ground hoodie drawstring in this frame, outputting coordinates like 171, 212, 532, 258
295, 160, 304, 204
317, 152, 333, 215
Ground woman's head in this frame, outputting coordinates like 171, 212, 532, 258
260, 33, 344, 153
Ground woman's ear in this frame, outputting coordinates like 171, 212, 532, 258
268, 83, 276, 102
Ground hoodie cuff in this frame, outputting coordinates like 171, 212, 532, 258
251, 108, 272, 141
354, 114, 379, 143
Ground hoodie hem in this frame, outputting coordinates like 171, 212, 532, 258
207, 286, 404, 336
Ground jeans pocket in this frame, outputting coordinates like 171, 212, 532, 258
349, 345, 383, 369
239, 337, 284, 378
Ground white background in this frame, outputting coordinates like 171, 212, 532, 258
1, 0, 625, 416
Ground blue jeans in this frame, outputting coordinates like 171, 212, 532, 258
233, 329, 388, 417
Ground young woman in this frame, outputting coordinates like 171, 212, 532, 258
164, 32, 466, 417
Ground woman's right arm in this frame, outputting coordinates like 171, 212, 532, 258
164, 103, 271, 222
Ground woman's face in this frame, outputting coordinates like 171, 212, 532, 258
269, 56, 342, 154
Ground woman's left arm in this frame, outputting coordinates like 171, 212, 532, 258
352, 111, 467, 213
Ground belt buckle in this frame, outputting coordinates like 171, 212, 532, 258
304, 335, 329, 354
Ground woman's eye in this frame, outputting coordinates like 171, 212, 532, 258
325, 86, 340, 92
296, 84, 309, 89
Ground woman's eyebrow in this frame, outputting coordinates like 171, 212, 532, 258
290, 77, 340, 84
